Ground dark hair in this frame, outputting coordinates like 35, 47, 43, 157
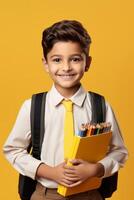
41, 20, 91, 59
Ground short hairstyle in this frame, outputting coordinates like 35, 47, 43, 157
41, 20, 91, 59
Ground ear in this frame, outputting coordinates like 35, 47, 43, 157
85, 56, 92, 72
42, 57, 49, 72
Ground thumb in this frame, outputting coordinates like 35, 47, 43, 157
60, 161, 67, 167
69, 159, 83, 165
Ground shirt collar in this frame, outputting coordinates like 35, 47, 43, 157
49, 84, 86, 107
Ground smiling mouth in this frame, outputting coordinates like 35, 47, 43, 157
57, 74, 76, 77
56, 74, 77, 80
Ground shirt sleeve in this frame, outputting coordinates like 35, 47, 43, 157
3, 100, 43, 180
98, 101, 128, 178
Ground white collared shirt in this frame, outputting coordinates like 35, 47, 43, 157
3, 85, 128, 188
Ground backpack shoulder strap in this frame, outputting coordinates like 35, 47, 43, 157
30, 92, 47, 159
88, 91, 118, 198
88, 91, 106, 123
18, 92, 47, 200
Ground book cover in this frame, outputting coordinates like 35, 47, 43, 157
57, 131, 112, 196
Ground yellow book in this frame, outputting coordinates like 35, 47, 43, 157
57, 131, 112, 196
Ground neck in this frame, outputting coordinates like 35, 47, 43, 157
54, 83, 81, 98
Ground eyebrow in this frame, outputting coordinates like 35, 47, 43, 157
50, 54, 83, 59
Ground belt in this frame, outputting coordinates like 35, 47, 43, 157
36, 182, 104, 199
36, 182, 59, 194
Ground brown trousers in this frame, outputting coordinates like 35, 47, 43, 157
30, 182, 104, 200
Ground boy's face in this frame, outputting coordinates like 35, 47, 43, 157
43, 41, 91, 93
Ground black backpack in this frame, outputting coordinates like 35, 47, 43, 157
18, 91, 118, 200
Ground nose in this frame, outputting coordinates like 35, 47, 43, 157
62, 61, 71, 71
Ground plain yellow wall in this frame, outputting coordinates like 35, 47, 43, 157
0, 0, 133, 199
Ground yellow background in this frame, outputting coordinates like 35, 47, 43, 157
0, 0, 133, 199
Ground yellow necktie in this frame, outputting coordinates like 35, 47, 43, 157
62, 100, 74, 159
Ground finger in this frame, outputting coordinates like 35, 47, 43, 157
65, 176, 81, 182
61, 178, 74, 185
68, 180, 82, 187
64, 165, 75, 170
64, 172, 78, 178
69, 159, 83, 165
64, 168, 76, 174
59, 161, 67, 167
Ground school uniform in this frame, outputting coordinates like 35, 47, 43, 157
3, 85, 128, 200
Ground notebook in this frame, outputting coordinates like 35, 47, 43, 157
57, 131, 112, 196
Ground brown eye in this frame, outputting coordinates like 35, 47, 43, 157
71, 57, 81, 62
53, 58, 61, 63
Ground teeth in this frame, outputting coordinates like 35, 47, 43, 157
58, 74, 74, 76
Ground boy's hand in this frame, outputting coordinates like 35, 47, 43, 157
52, 162, 76, 187
36, 162, 74, 187
63, 159, 104, 187
36, 160, 104, 187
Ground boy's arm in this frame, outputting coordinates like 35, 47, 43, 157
3, 101, 77, 186
36, 162, 78, 187
3, 100, 43, 180
97, 102, 128, 178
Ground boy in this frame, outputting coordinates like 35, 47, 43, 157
3, 20, 128, 200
